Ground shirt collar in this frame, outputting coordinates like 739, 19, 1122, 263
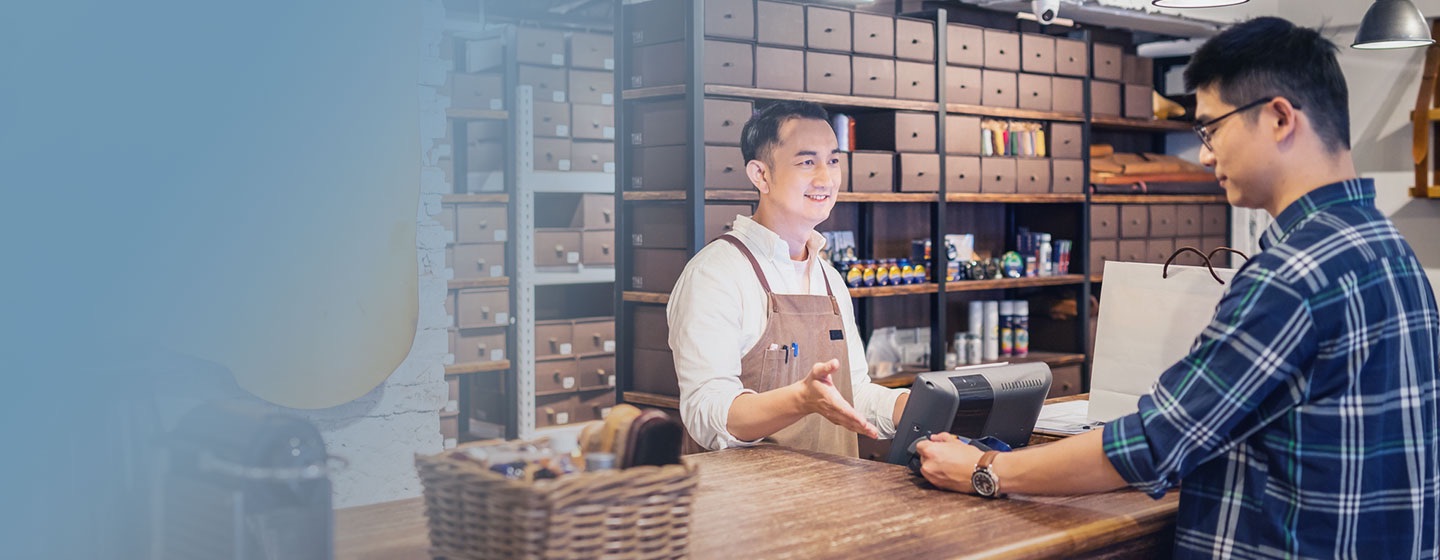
731, 215, 827, 263
1261, 178, 1375, 250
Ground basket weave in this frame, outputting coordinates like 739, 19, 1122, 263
414, 452, 699, 559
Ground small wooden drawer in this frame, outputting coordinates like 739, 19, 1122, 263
1054, 38, 1088, 77
577, 355, 618, 391
946, 156, 981, 193
535, 320, 575, 358
1052, 159, 1085, 194
1149, 205, 1179, 237
852, 56, 896, 98
519, 65, 567, 103
852, 13, 895, 57
1047, 365, 1082, 398
757, 47, 805, 91
1146, 238, 1176, 265
1120, 206, 1150, 238
1015, 158, 1052, 194
806, 6, 852, 52
536, 393, 579, 427
1090, 240, 1119, 277
451, 243, 505, 280
1017, 73, 1051, 112
455, 204, 507, 244
1092, 81, 1122, 117
570, 141, 614, 173
895, 61, 936, 102
981, 157, 1017, 194
945, 115, 982, 155
706, 0, 755, 40
946, 65, 983, 106
452, 329, 507, 364
703, 40, 754, 87
757, 0, 804, 47
1091, 205, 1120, 239
1177, 205, 1204, 237
982, 69, 1016, 108
1202, 205, 1229, 236
947, 24, 985, 68
1021, 34, 1055, 75
704, 99, 753, 146
983, 29, 1019, 71
533, 101, 571, 138
516, 27, 566, 66
568, 69, 614, 106
705, 145, 751, 190
629, 145, 689, 191
456, 287, 509, 329
895, 17, 935, 62
850, 151, 895, 192
537, 356, 580, 395
806, 51, 852, 95
572, 318, 617, 355
535, 230, 582, 266
1050, 123, 1084, 159
1093, 43, 1124, 81
1051, 77, 1084, 114
1125, 83, 1152, 120
571, 104, 615, 141
582, 230, 615, 265
897, 153, 940, 192
569, 32, 614, 71
1117, 239, 1148, 263
576, 388, 617, 422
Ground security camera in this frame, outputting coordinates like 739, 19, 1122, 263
1033, 0, 1059, 25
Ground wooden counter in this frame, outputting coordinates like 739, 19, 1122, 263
336, 444, 1177, 559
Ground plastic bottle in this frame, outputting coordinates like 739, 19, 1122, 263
875, 259, 890, 286
900, 259, 915, 284
862, 260, 877, 287
999, 300, 1015, 357
1038, 233, 1053, 277
1014, 300, 1030, 357
845, 261, 864, 288
887, 259, 902, 285
913, 261, 927, 284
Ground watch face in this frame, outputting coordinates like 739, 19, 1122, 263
971, 470, 997, 497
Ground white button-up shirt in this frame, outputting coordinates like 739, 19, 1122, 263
667, 215, 907, 450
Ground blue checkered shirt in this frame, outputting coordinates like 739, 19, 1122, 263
1103, 179, 1440, 559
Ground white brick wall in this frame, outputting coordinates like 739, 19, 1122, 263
305, 0, 453, 509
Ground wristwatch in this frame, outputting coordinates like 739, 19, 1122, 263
971, 450, 1004, 498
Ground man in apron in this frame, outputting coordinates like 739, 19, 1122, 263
667, 101, 910, 456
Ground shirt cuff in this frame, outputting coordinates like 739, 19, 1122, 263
1102, 411, 1175, 499
705, 388, 764, 450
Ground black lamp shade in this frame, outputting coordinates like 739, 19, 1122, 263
1152, 0, 1250, 7
1353, 0, 1434, 50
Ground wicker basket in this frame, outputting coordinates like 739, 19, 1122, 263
414, 452, 699, 560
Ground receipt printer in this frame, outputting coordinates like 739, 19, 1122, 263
887, 362, 1052, 469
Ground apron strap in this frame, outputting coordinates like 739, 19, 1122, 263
719, 233, 839, 307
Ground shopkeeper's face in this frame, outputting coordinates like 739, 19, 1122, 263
1195, 86, 1279, 210
749, 117, 843, 229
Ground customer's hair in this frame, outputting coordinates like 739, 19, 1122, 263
740, 100, 831, 164
1185, 17, 1350, 152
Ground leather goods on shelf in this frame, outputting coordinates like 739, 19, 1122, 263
1088, 149, 1221, 194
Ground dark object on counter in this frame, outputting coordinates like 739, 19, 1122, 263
163, 400, 336, 560
623, 409, 685, 468
887, 362, 1052, 468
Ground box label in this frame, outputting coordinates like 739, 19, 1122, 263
490, 349, 504, 362
560, 343, 573, 355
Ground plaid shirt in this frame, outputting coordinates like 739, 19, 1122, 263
1103, 179, 1440, 559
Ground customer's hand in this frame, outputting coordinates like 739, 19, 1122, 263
915, 432, 984, 493
796, 359, 879, 439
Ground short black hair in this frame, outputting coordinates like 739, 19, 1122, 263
739, 100, 831, 164
1185, 17, 1350, 153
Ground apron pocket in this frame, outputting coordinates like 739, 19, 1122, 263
758, 347, 794, 391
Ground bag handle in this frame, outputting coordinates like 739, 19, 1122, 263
1163, 246, 1250, 285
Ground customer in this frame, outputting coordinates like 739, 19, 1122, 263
667, 100, 909, 456
916, 17, 1440, 559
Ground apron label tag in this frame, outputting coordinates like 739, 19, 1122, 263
830, 330, 844, 340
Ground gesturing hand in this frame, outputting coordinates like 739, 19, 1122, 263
795, 359, 879, 439
915, 432, 984, 493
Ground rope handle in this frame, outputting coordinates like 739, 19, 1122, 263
1163, 246, 1250, 285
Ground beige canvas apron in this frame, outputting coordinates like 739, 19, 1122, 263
719, 235, 860, 458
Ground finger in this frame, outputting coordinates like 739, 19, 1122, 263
930, 432, 958, 443
914, 439, 932, 456
807, 359, 840, 381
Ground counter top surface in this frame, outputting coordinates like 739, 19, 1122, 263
337, 443, 1177, 559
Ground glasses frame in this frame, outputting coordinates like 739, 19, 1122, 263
1192, 97, 1303, 151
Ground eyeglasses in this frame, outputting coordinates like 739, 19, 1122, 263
1192, 97, 1302, 151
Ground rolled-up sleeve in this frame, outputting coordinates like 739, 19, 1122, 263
1103, 264, 1313, 498
667, 247, 762, 451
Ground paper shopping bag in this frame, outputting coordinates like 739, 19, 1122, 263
1087, 260, 1237, 422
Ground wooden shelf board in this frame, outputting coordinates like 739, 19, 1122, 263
946, 103, 1085, 122
702, 190, 938, 203
624, 391, 680, 410
1090, 274, 1104, 283
446, 108, 508, 121
447, 277, 510, 290
1090, 194, 1227, 205
1090, 116, 1193, 132
623, 191, 687, 201
444, 360, 510, 375
943, 275, 1087, 292
706, 85, 940, 112
442, 193, 508, 204
870, 352, 1087, 389
849, 283, 939, 298
946, 193, 1085, 204
623, 291, 671, 304
621, 85, 686, 100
